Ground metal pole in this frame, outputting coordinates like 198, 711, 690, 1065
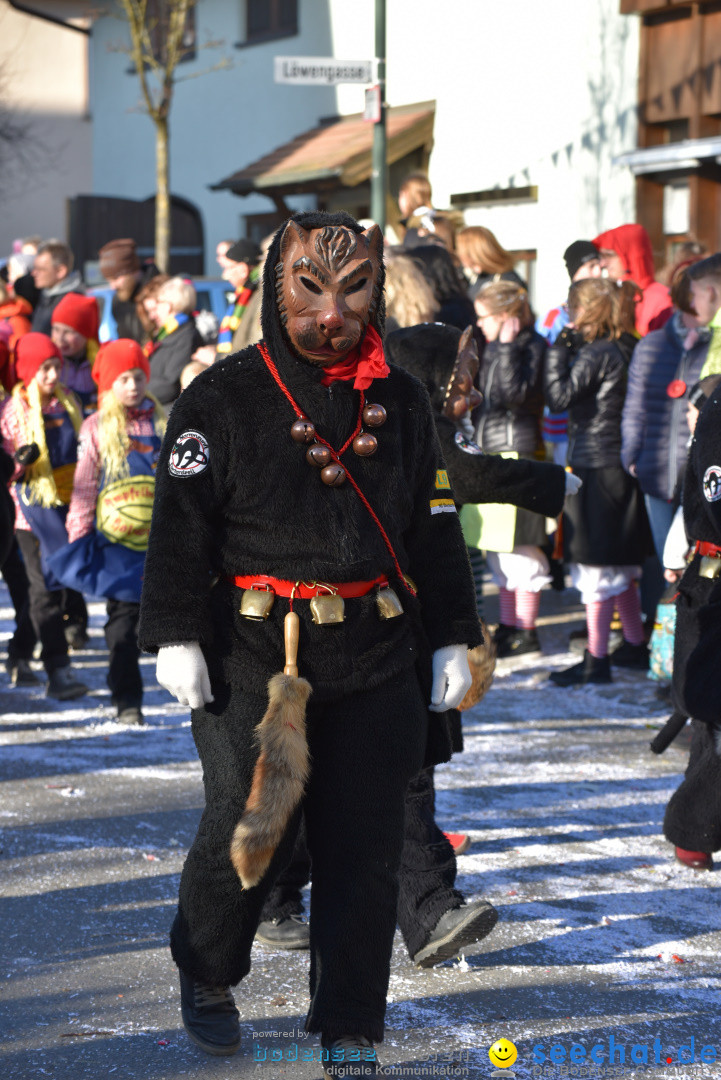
371, 0, 387, 231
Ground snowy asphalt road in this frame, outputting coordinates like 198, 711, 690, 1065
1, 582, 719, 1080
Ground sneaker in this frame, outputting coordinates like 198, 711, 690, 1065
46, 666, 88, 701
549, 650, 612, 688
444, 832, 471, 855
412, 899, 499, 968
255, 913, 310, 949
117, 707, 144, 725
610, 639, 650, 670
322, 1034, 378, 1078
7, 657, 39, 687
179, 970, 240, 1056
674, 847, 713, 871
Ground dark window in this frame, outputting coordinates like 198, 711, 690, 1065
244, 211, 286, 245
246, 0, 298, 44
147, 0, 196, 65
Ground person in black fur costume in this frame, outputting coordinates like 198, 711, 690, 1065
137, 212, 481, 1075
389, 322, 574, 958
662, 388, 721, 869
257, 323, 574, 964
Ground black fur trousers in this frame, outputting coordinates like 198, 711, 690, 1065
664, 720, 721, 852
397, 767, 463, 958
171, 657, 427, 1044
262, 766, 463, 959
664, 565, 721, 852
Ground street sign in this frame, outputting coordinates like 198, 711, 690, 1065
274, 56, 374, 86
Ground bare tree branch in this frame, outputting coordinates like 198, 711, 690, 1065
116, 0, 198, 270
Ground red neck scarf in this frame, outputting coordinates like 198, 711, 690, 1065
319, 326, 389, 390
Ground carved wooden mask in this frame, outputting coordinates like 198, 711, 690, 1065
275, 221, 383, 365
441, 325, 482, 419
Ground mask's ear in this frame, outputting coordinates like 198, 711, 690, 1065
361, 224, 383, 270
457, 324, 473, 357
279, 220, 309, 262
457, 324, 479, 379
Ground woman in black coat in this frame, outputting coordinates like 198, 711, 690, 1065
472, 279, 549, 657
545, 278, 652, 685
410, 245, 477, 331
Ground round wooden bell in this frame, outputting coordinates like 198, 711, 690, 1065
352, 432, 378, 456
362, 403, 386, 428
291, 418, 316, 444
306, 443, 332, 467
321, 462, 347, 486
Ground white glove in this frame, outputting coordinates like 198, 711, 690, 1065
564, 472, 583, 496
429, 644, 472, 712
156, 642, 214, 709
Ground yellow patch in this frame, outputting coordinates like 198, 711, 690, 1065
96, 475, 156, 551
429, 497, 456, 515
435, 469, 451, 490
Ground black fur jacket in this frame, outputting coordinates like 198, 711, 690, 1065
138, 211, 481, 706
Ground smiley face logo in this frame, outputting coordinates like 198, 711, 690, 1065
489, 1038, 518, 1069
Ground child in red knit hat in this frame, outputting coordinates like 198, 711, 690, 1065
52, 339, 166, 723
51, 293, 100, 413
0, 333, 87, 699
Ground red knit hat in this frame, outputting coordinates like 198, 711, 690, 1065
51, 294, 100, 342
15, 333, 62, 386
93, 339, 150, 399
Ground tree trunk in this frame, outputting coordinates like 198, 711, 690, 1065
155, 115, 170, 272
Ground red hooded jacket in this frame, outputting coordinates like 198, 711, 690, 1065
593, 224, 672, 336
0, 295, 33, 391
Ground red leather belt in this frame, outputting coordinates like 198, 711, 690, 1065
228, 574, 388, 599
695, 541, 721, 558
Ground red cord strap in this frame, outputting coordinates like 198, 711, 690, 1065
257, 341, 416, 597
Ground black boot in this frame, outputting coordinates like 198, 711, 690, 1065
493, 623, 516, 655
321, 1035, 378, 1078
610, 639, 649, 669
411, 899, 499, 967
549, 650, 612, 687
504, 627, 541, 658
179, 970, 240, 1056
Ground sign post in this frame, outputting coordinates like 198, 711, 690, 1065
370, 0, 387, 232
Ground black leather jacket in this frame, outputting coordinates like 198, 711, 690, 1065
544, 334, 629, 469
473, 327, 546, 455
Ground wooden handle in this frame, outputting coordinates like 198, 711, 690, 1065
284, 610, 300, 677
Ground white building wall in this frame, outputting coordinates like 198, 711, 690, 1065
330, 0, 640, 317
90, 0, 640, 300
0, 1, 91, 257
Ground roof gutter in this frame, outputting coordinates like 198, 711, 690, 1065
8, 0, 90, 34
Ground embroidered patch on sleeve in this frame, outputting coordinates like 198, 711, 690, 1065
703, 465, 721, 502
454, 430, 483, 456
435, 469, 451, 490
430, 498, 456, 515
169, 430, 210, 477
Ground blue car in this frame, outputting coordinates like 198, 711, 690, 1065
89, 277, 233, 343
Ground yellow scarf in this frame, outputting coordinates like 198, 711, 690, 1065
14, 380, 83, 508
